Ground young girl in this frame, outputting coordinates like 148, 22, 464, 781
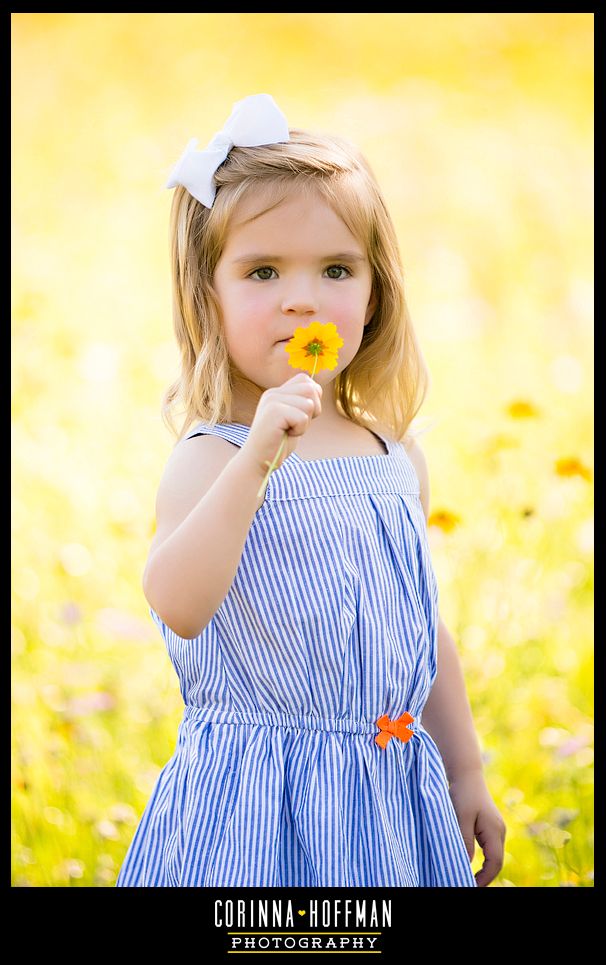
116, 93, 506, 888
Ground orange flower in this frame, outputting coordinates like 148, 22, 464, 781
257, 322, 344, 500
554, 457, 592, 482
428, 509, 461, 532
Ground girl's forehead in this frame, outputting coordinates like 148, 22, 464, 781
226, 187, 358, 247
231, 185, 329, 228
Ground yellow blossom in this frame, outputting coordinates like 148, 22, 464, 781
428, 509, 461, 532
283, 321, 344, 374
506, 400, 540, 419
554, 457, 592, 482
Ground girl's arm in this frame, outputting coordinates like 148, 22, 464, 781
143, 440, 267, 640
407, 435, 506, 885
421, 617, 484, 782
404, 434, 483, 781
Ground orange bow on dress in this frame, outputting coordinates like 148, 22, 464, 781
375, 711, 415, 749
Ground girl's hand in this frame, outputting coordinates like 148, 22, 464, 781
447, 770, 507, 887
241, 373, 322, 480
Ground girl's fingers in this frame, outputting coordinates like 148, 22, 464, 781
271, 394, 321, 417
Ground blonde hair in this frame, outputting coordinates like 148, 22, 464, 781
162, 128, 430, 445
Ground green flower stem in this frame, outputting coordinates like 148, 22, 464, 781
256, 353, 319, 500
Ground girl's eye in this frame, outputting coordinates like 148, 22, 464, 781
249, 266, 276, 281
325, 264, 351, 280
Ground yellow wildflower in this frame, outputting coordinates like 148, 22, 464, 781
428, 509, 461, 533
506, 400, 540, 419
283, 321, 344, 375
555, 457, 592, 482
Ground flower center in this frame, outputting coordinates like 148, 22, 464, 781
304, 339, 325, 356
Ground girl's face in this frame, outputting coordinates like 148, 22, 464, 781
213, 187, 376, 394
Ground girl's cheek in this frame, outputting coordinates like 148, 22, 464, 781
329, 287, 366, 312
239, 287, 272, 311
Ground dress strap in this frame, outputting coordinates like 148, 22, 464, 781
184, 421, 249, 449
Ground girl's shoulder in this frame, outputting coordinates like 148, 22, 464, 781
399, 431, 430, 519
376, 423, 417, 453
154, 431, 240, 541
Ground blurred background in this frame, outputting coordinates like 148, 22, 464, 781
12, 13, 593, 887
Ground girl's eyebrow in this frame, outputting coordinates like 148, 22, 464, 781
231, 251, 367, 266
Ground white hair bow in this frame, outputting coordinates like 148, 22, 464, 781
165, 93, 290, 208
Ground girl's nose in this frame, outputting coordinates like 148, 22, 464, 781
281, 286, 319, 316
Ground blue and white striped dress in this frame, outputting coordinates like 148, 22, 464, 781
116, 422, 477, 887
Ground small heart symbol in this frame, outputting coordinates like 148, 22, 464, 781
297, 909, 306, 916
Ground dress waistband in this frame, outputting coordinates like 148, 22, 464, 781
183, 705, 422, 737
